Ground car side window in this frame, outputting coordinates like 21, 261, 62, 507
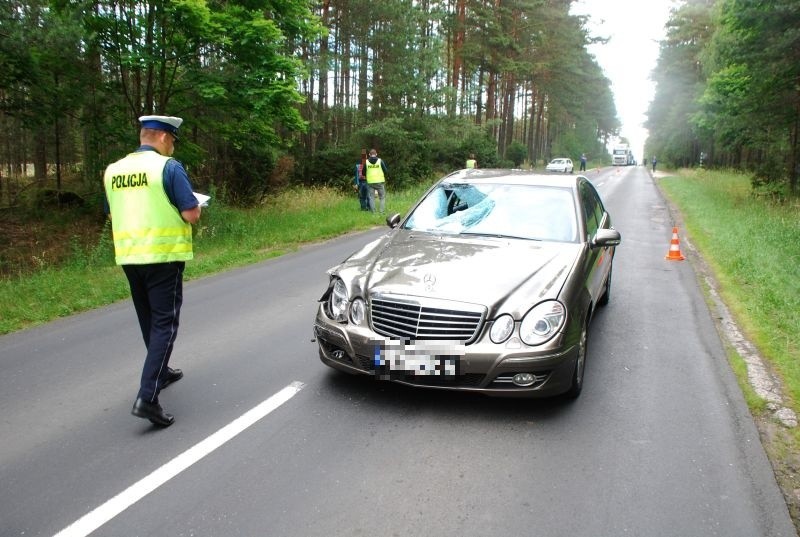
579, 180, 603, 238
591, 191, 604, 229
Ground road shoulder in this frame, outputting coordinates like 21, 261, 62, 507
650, 168, 800, 531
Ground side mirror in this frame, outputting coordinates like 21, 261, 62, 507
593, 228, 621, 247
386, 213, 402, 229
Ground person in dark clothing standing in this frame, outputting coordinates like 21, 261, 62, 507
354, 161, 369, 210
103, 115, 201, 428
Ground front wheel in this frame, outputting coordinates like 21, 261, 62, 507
564, 321, 588, 399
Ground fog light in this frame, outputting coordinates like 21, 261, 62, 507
332, 349, 345, 360
512, 373, 536, 387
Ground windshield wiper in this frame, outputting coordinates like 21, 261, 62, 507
458, 231, 542, 241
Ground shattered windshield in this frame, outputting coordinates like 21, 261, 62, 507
404, 182, 578, 242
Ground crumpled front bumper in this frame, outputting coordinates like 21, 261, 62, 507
313, 303, 580, 398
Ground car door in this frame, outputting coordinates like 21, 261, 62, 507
578, 179, 612, 304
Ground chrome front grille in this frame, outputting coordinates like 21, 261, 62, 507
370, 294, 485, 343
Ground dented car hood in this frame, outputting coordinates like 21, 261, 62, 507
337, 229, 582, 311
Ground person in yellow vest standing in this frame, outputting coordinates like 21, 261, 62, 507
365, 148, 388, 214
466, 153, 477, 169
103, 115, 201, 428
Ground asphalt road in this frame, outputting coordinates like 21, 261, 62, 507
1, 166, 795, 537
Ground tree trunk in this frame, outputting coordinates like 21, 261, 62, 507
475, 67, 484, 125
318, 0, 330, 144
33, 126, 47, 182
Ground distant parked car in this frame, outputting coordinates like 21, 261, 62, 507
546, 158, 574, 173
313, 169, 621, 399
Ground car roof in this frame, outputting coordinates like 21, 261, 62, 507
444, 168, 583, 188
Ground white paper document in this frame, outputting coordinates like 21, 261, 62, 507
193, 192, 210, 207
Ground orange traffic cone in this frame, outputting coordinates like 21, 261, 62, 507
665, 227, 685, 261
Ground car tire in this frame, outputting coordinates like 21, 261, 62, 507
598, 262, 612, 307
564, 320, 588, 399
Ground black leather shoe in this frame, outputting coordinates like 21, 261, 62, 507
160, 367, 183, 390
131, 398, 174, 427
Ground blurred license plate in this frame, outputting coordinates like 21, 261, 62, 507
373, 341, 464, 378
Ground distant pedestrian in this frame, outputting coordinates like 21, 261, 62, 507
365, 148, 388, 213
466, 153, 477, 169
652, 156, 657, 173
580, 153, 587, 172
354, 161, 368, 210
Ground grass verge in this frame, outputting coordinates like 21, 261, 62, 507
0, 184, 430, 335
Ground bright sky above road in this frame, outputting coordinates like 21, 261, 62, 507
571, 0, 677, 161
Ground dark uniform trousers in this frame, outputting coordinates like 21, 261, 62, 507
122, 261, 185, 403
358, 180, 370, 210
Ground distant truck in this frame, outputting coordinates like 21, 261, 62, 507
612, 144, 633, 166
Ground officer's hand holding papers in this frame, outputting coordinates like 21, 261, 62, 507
193, 192, 210, 207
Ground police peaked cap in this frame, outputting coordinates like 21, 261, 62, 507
139, 115, 183, 139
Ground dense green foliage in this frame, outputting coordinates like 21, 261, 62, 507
1, 0, 618, 209
646, 0, 800, 195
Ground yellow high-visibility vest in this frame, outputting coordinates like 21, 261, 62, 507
365, 158, 386, 184
104, 151, 192, 265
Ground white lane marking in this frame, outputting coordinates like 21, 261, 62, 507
53, 381, 305, 537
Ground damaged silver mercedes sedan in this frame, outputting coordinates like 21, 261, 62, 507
313, 169, 620, 398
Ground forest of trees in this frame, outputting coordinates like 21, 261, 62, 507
0, 0, 619, 206
646, 0, 800, 195
4, 0, 795, 208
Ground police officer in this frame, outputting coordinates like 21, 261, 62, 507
103, 115, 201, 427
466, 153, 477, 169
365, 148, 388, 213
